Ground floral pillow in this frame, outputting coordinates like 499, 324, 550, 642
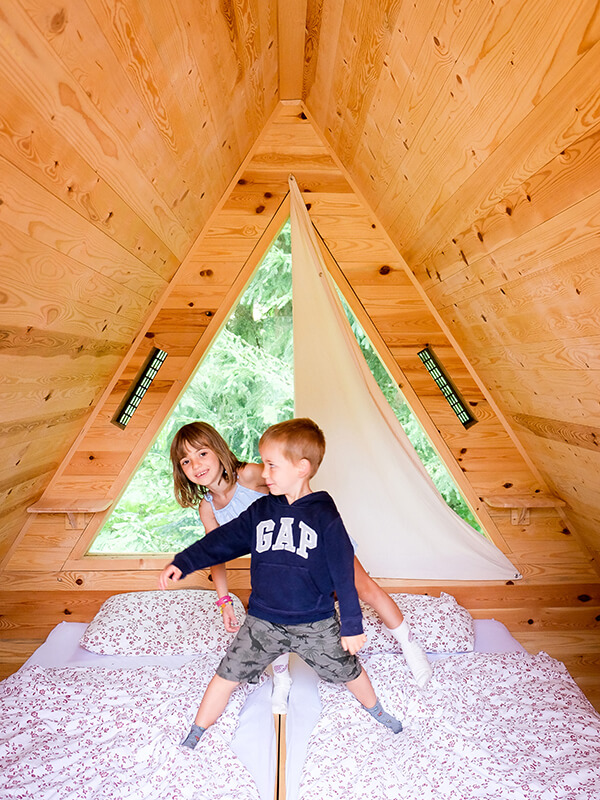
80, 589, 246, 656
358, 592, 475, 654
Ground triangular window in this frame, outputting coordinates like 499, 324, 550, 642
90, 219, 479, 555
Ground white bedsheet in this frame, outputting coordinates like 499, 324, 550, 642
297, 651, 600, 799
1, 623, 275, 800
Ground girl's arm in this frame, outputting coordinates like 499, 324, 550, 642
323, 517, 364, 638
237, 462, 269, 494
199, 500, 240, 633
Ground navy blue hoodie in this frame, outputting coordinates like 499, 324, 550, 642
172, 491, 363, 637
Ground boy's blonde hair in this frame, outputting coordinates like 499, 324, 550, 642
259, 418, 325, 478
170, 422, 245, 508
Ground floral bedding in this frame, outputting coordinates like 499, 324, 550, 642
298, 651, 600, 799
359, 591, 475, 654
0, 657, 263, 799
79, 590, 246, 656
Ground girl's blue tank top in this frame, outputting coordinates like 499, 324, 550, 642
205, 482, 265, 525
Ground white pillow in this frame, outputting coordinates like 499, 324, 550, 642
80, 589, 246, 656
359, 592, 475, 654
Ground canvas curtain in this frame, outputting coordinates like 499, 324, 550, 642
289, 174, 520, 580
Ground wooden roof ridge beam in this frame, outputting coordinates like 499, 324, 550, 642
278, 0, 309, 101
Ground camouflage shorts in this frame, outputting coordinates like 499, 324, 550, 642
216, 614, 362, 684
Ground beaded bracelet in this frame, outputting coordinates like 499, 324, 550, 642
215, 594, 233, 614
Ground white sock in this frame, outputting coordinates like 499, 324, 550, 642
390, 621, 432, 688
271, 653, 292, 714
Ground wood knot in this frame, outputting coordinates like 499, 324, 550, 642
50, 8, 67, 34
379, 265, 391, 275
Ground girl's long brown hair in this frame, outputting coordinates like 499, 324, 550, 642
170, 422, 245, 508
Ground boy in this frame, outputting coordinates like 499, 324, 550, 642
159, 418, 402, 748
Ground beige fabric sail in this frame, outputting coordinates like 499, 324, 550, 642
289, 175, 520, 580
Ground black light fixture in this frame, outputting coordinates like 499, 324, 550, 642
113, 347, 168, 428
417, 347, 476, 428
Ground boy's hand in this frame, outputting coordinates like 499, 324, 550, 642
341, 633, 367, 655
158, 563, 182, 590
221, 604, 241, 633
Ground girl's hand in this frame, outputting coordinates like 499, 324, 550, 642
220, 603, 241, 633
341, 633, 367, 655
158, 563, 182, 590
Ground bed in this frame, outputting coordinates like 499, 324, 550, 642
0, 590, 276, 800
3, 590, 599, 800
285, 593, 600, 800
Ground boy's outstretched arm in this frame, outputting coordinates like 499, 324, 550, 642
158, 563, 182, 590
341, 633, 367, 655
159, 510, 254, 587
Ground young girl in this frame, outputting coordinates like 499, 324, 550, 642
171, 421, 293, 712
170, 421, 431, 710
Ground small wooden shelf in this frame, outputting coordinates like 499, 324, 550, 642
27, 498, 113, 528
483, 494, 566, 525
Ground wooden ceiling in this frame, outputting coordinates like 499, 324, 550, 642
1, 0, 600, 579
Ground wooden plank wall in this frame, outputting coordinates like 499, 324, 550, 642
0, 0, 278, 563
2, 106, 599, 712
303, 0, 600, 569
